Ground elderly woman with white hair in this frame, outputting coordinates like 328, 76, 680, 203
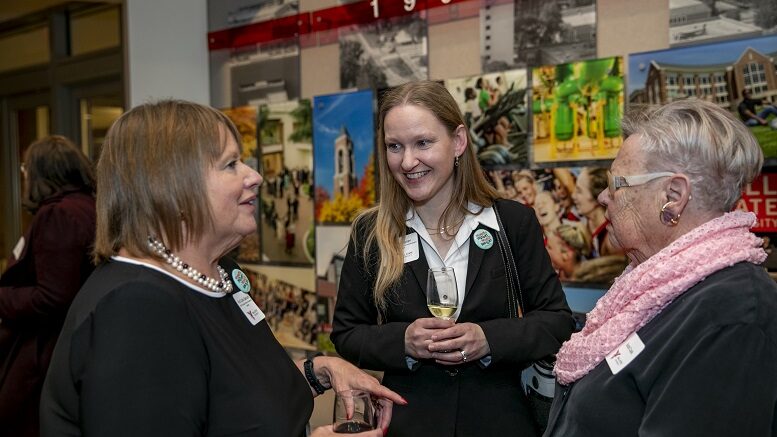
544, 99, 777, 436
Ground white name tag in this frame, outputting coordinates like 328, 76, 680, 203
233, 292, 265, 325
12, 236, 25, 260
403, 233, 419, 263
605, 332, 645, 375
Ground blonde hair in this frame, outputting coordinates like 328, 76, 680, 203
93, 100, 241, 262
622, 99, 763, 211
354, 81, 498, 313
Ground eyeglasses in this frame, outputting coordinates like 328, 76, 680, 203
607, 171, 674, 196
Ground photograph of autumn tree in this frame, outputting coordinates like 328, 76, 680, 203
220, 106, 261, 263
313, 89, 376, 225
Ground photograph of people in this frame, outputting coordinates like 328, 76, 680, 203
331, 81, 574, 436
39, 100, 404, 437
0, 136, 96, 437
547, 99, 777, 436
572, 167, 619, 257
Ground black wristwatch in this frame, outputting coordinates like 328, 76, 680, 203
304, 357, 328, 395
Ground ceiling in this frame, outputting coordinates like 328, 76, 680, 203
0, 0, 121, 26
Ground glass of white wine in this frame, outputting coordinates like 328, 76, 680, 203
427, 267, 458, 320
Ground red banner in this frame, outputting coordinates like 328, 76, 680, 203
739, 172, 777, 232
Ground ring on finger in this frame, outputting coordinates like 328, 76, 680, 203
460, 350, 468, 362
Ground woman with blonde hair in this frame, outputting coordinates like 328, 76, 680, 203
332, 81, 574, 436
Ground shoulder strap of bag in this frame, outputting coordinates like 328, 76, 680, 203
493, 202, 525, 318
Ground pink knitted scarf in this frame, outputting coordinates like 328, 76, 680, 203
554, 211, 766, 385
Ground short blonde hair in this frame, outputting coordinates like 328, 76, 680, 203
622, 99, 763, 211
93, 100, 241, 262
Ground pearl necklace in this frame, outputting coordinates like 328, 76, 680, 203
147, 237, 233, 294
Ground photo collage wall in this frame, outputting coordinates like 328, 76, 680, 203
208, 0, 777, 350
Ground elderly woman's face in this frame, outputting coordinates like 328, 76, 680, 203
572, 170, 600, 217
205, 131, 263, 248
597, 135, 661, 264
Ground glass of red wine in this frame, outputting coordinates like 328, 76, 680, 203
333, 390, 376, 434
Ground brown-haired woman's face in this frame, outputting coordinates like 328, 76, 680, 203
204, 132, 263, 248
384, 104, 465, 207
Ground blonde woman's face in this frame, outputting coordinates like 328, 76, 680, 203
384, 104, 466, 208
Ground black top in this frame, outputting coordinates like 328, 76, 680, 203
545, 262, 777, 437
332, 199, 574, 436
738, 97, 763, 120
40, 258, 313, 437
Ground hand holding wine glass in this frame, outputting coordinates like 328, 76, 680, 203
333, 390, 377, 434
426, 267, 458, 321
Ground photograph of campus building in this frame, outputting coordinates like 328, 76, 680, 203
257, 99, 314, 266
339, 14, 428, 90
629, 34, 777, 158
208, 0, 302, 108
669, 0, 777, 47
481, 0, 596, 72
312, 89, 375, 225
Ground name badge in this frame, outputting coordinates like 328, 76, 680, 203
233, 292, 265, 325
605, 332, 645, 375
12, 236, 25, 260
404, 232, 419, 263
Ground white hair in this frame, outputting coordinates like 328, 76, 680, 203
622, 99, 763, 212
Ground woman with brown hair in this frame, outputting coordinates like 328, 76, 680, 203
40, 100, 403, 437
0, 135, 96, 437
332, 81, 574, 436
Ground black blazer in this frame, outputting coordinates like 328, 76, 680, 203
332, 199, 574, 437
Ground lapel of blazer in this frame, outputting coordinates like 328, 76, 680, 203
464, 223, 489, 297
405, 229, 430, 295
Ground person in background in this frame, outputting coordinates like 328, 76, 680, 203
551, 168, 578, 221
546, 224, 590, 282
534, 190, 563, 239
572, 167, 617, 257
0, 135, 96, 437
546, 99, 777, 436
40, 100, 404, 437
513, 171, 538, 207
738, 89, 777, 127
332, 81, 574, 436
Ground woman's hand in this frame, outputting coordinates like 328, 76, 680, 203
311, 425, 382, 437
404, 317, 454, 360
427, 322, 491, 366
310, 356, 407, 433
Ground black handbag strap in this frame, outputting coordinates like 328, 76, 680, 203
493, 202, 525, 319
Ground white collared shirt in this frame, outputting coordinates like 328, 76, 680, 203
405, 203, 499, 321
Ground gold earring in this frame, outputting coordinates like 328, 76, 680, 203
660, 201, 680, 226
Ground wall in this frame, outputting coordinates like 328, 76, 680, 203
125, 0, 210, 107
